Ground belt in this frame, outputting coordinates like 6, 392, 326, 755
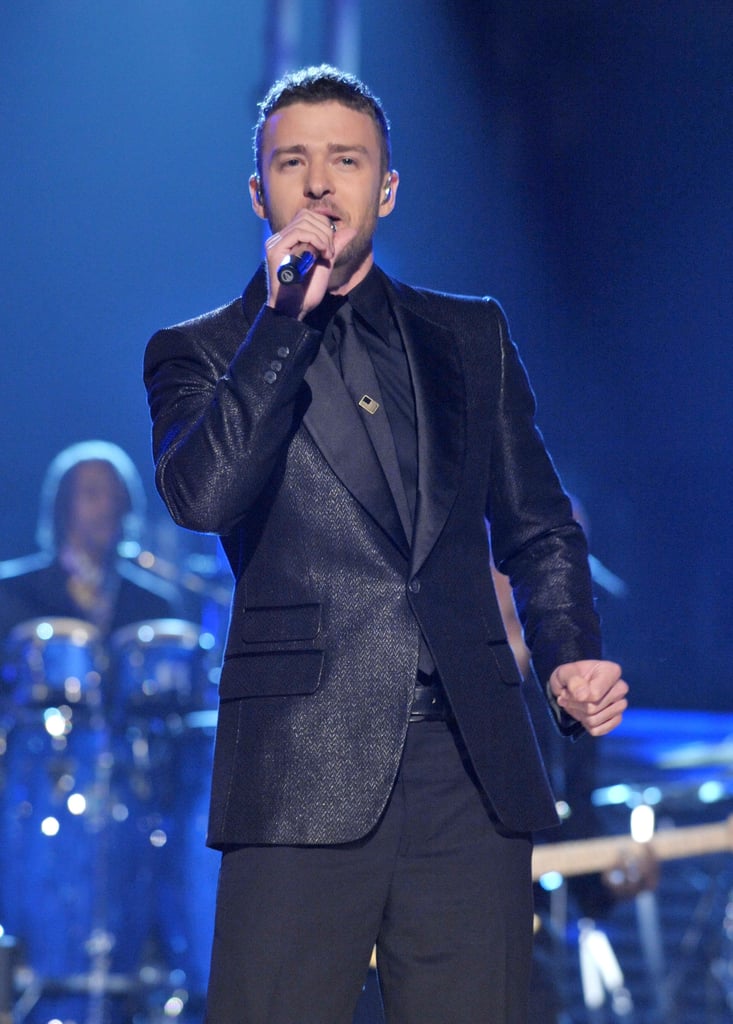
409, 670, 452, 722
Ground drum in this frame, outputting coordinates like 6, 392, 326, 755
110, 619, 216, 722
2, 617, 104, 711
109, 620, 219, 1002
154, 710, 220, 1002
0, 618, 158, 1008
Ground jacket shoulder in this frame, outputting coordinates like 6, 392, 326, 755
144, 269, 268, 378
152, 267, 267, 339
149, 296, 247, 347
144, 296, 249, 382
380, 271, 509, 332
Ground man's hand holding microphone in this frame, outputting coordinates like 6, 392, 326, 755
264, 209, 356, 320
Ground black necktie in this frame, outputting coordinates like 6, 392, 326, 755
331, 302, 371, 399
329, 302, 413, 541
329, 303, 435, 675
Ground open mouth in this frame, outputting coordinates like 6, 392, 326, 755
311, 206, 341, 225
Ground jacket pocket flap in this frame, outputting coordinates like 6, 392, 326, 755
238, 603, 321, 644
218, 650, 324, 700
488, 641, 522, 686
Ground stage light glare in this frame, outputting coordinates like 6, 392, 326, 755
67, 792, 87, 815
630, 804, 655, 844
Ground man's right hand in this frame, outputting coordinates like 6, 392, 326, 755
264, 210, 355, 319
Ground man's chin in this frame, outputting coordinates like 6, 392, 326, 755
330, 242, 373, 289
90, 534, 122, 560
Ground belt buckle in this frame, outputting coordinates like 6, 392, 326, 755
409, 674, 447, 722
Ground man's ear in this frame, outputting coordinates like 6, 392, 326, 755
378, 169, 399, 218
249, 175, 267, 219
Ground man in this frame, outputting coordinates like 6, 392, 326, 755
0, 440, 176, 644
143, 65, 628, 1024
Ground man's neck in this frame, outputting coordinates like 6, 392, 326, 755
328, 251, 375, 296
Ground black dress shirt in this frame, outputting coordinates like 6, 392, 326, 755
307, 269, 434, 676
308, 267, 419, 528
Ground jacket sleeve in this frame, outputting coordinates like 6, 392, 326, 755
143, 303, 321, 536
484, 300, 602, 725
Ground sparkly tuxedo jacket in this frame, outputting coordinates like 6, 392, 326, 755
144, 265, 601, 849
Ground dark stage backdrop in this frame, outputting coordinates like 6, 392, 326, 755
1, 1, 730, 711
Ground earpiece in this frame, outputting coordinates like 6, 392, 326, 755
254, 177, 264, 204
381, 171, 395, 204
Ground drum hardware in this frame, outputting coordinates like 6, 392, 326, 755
8, 963, 180, 1024
592, 775, 733, 815
183, 709, 218, 730
656, 736, 733, 770
122, 546, 233, 607
0, 934, 15, 1024
710, 887, 733, 1011
577, 918, 633, 1017
153, 708, 219, 1001
655, 863, 733, 1019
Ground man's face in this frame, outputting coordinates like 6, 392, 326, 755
251, 101, 397, 290
65, 461, 127, 560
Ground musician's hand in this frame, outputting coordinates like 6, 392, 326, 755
549, 659, 628, 736
602, 846, 659, 898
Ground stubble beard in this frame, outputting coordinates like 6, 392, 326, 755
328, 218, 377, 291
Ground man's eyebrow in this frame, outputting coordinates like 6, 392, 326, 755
327, 143, 370, 156
269, 144, 307, 163
268, 143, 371, 163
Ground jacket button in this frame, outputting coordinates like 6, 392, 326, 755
270, 360, 283, 371
264, 369, 277, 384
408, 579, 421, 594
277, 346, 290, 358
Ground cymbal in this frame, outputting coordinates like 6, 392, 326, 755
656, 738, 733, 769
592, 776, 733, 812
120, 546, 233, 606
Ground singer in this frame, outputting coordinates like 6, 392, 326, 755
144, 65, 628, 1024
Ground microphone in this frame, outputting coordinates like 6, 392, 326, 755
277, 219, 336, 285
277, 247, 317, 285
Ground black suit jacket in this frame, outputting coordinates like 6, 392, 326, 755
144, 266, 601, 847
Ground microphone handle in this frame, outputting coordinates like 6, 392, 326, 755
277, 249, 317, 285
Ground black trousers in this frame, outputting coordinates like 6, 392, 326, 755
204, 719, 534, 1024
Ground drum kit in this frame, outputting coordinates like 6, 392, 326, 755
0, 611, 222, 1023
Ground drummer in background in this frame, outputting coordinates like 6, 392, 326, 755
0, 442, 181, 1021
0, 440, 178, 646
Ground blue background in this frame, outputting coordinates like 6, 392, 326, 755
2, 1, 731, 710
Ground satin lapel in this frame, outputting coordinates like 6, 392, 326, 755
302, 344, 410, 555
393, 303, 466, 575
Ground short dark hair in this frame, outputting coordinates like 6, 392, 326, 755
253, 64, 391, 178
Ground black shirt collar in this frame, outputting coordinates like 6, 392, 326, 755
305, 264, 393, 345
347, 265, 393, 345
303, 291, 347, 334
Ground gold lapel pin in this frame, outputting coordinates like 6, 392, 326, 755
358, 395, 380, 415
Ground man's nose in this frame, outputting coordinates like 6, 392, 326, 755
304, 163, 332, 198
